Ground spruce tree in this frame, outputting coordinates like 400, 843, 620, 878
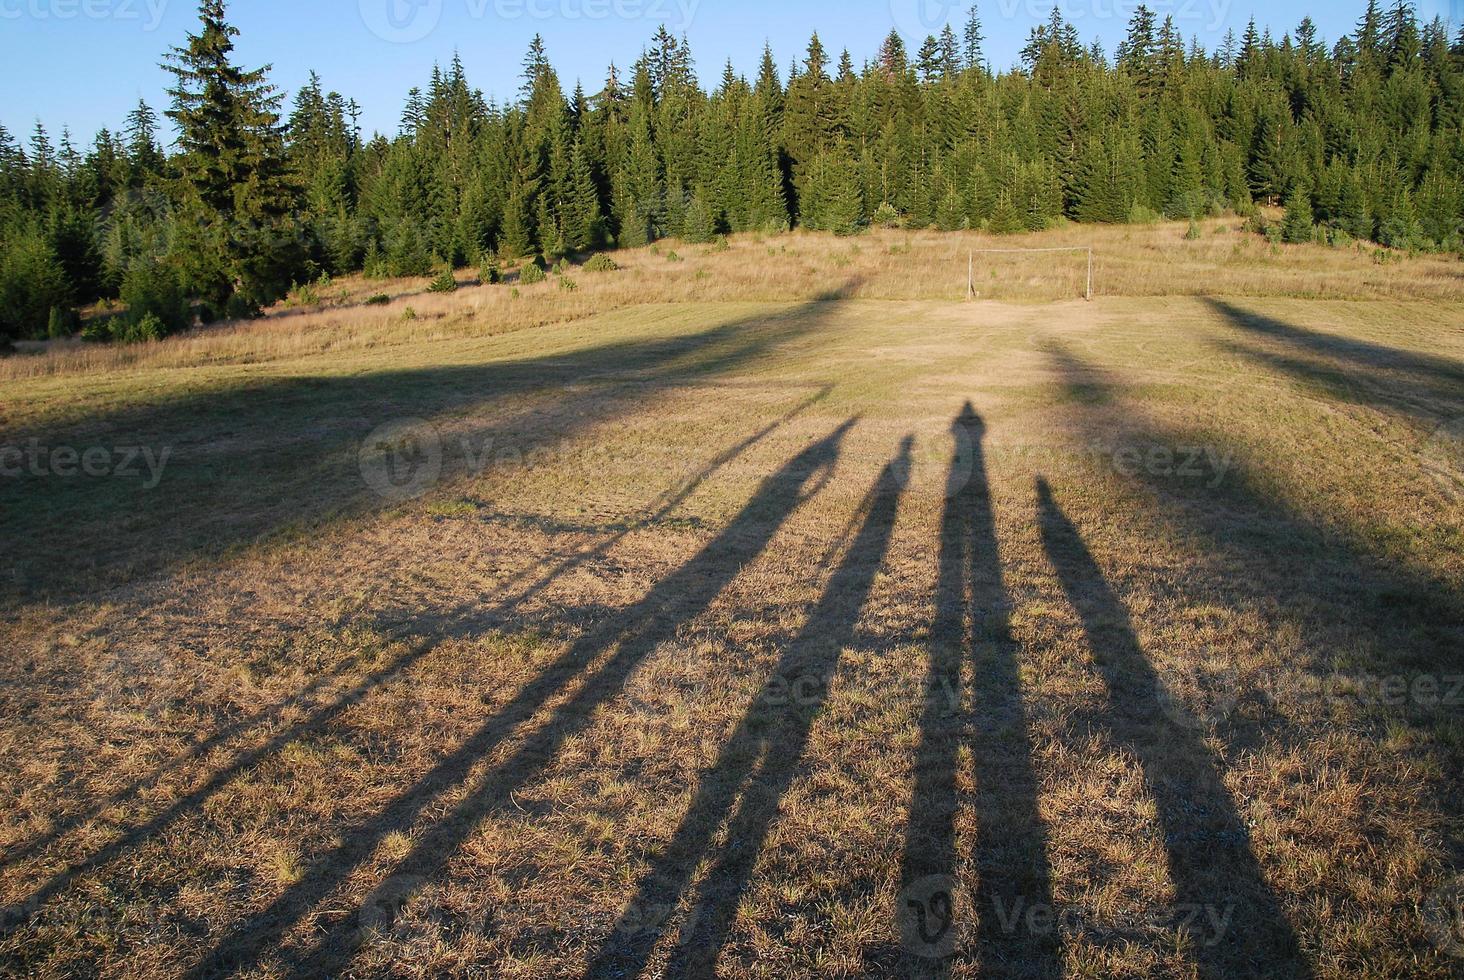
164, 0, 300, 314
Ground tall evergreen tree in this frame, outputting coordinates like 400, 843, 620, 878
164, 0, 300, 314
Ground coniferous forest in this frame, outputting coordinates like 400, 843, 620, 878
1, 0, 1462, 345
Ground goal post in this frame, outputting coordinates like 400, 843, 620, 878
966, 246, 1094, 302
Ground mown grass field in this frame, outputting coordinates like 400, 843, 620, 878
1, 220, 1462, 978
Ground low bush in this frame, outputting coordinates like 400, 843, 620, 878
115, 313, 164, 344
119, 256, 190, 335
872, 202, 901, 228
520, 263, 547, 284
558, 276, 578, 292
427, 268, 458, 293
365, 293, 391, 306
583, 254, 619, 273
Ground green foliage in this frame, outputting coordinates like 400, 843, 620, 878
7, 0, 1464, 321
0, 229, 70, 341
115, 313, 164, 344
480, 261, 501, 284
1282, 185, 1316, 244
119, 256, 190, 335
427, 268, 458, 293
47, 306, 78, 339
558, 276, 578, 292
1127, 203, 1163, 225
584, 253, 619, 272
520, 262, 547, 284
872, 202, 901, 228
681, 194, 717, 243
364, 293, 391, 305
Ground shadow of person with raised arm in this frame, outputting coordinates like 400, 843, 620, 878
0, 387, 833, 930
1206, 299, 1464, 426
583, 434, 912, 979
896, 403, 1061, 979
182, 419, 857, 980
1035, 477, 1312, 979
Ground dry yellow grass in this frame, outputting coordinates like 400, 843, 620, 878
0, 222, 1461, 978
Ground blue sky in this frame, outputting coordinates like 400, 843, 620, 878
1, 0, 1459, 147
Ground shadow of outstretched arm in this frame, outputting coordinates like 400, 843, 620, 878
583, 435, 913, 979
184, 420, 857, 979
1036, 478, 1312, 979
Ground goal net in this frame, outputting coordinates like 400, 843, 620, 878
965, 247, 1094, 302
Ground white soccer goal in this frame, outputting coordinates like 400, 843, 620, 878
966, 247, 1094, 302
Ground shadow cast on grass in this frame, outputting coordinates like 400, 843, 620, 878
181, 420, 856, 979
0, 399, 836, 957
894, 404, 1061, 979
1045, 343, 1464, 972
1036, 478, 1311, 979
584, 435, 912, 979
1206, 298, 1464, 425
0, 286, 858, 607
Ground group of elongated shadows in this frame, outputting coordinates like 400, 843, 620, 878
11, 297, 1460, 978
6, 411, 1323, 980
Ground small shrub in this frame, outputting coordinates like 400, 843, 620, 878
520, 263, 547, 285
401, 306, 418, 321
285, 280, 321, 307
120, 256, 190, 335
365, 293, 391, 306
47, 306, 78, 339
427, 268, 458, 293
707, 236, 730, 253
362, 240, 391, 279
116, 313, 164, 344
480, 262, 501, 285
558, 276, 578, 292
872, 201, 901, 228
510, 287, 521, 299
584, 253, 619, 273
1185, 220, 1202, 240
666, 250, 682, 263
1126, 203, 1163, 225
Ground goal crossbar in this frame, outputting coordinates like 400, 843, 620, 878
967, 246, 1094, 301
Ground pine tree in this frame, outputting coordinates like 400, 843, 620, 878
1282, 182, 1315, 242
164, 0, 301, 313
964, 5, 986, 72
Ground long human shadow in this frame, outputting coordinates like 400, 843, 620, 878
1036, 478, 1312, 979
0, 384, 832, 905
183, 420, 856, 979
1206, 298, 1464, 424
1046, 345, 1464, 645
896, 404, 1061, 978
0, 285, 856, 606
585, 435, 913, 979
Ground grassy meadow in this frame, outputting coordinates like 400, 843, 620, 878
0, 219, 1461, 978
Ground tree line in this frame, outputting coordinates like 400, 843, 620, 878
1, 0, 1461, 344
